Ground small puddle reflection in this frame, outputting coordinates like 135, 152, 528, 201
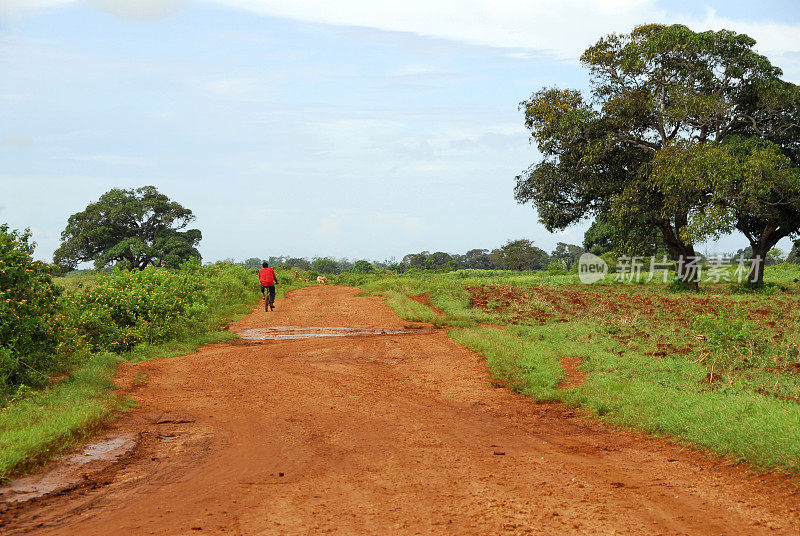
0, 433, 137, 504
238, 326, 434, 341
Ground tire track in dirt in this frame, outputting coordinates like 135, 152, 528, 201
3, 286, 799, 535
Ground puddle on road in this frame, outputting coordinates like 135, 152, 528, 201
237, 326, 435, 341
0, 433, 137, 504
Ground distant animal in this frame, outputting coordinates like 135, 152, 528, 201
317, 275, 327, 285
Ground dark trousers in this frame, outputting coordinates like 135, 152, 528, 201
261, 285, 276, 304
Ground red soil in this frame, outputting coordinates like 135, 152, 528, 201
3, 287, 799, 535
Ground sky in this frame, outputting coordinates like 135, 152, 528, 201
2, 1, 799, 264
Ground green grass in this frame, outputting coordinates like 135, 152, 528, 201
349, 265, 800, 474
0, 352, 126, 479
360, 290, 447, 327
53, 271, 102, 292
449, 325, 564, 399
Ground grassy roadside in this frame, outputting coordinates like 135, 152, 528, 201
0, 266, 307, 482
352, 269, 800, 474
0, 352, 124, 479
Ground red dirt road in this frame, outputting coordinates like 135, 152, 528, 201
4, 287, 800, 535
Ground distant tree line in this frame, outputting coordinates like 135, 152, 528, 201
398, 239, 585, 272
247, 239, 587, 275
245, 228, 800, 276
56, 185, 800, 279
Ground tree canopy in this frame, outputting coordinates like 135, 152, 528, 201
515, 23, 800, 285
353, 260, 374, 273
54, 186, 201, 271
311, 257, 340, 274
490, 239, 550, 271
550, 242, 584, 269
651, 135, 800, 281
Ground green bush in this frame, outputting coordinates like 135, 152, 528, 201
693, 307, 754, 353
59, 265, 205, 352
200, 261, 252, 307
547, 260, 568, 274
0, 225, 65, 392
57, 260, 262, 354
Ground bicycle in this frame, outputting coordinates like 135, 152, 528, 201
262, 285, 275, 312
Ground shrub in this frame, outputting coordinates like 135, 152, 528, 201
0, 225, 64, 392
58, 260, 261, 354
547, 260, 567, 274
692, 306, 767, 375
60, 266, 205, 352
694, 307, 753, 353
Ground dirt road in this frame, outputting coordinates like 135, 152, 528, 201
3, 287, 799, 534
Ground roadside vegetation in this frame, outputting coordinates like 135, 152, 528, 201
0, 224, 308, 481
326, 265, 800, 474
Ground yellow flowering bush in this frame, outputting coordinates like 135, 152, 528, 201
60, 265, 205, 352
0, 225, 64, 391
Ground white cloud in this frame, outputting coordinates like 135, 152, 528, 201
88, 0, 189, 21
67, 154, 149, 166
315, 214, 342, 238
201, 77, 261, 99
1, 0, 188, 21
211, 0, 663, 60
0, 132, 34, 150
4, 1, 798, 77
207, 0, 800, 69
0, 0, 72, 21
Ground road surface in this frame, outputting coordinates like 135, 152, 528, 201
3, 286, 799, 535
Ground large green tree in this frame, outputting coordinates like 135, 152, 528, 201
311, 257, 339, 274
54, 186, 201, 271
515, 24, 796, 286
460, 248, 493, 270
652, 136, 800, 283
490, 239, 549, 271
550, 242, 584, 269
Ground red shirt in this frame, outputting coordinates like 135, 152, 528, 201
258, 267, 276, 286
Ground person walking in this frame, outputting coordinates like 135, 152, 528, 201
258, 261, 278, 311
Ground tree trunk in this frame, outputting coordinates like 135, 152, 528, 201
747, 238, 780, 286
747, 244, 767, 286
657, 218, 699, 290
744, 225, 786, 287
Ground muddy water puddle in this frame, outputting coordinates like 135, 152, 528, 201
0, 433, 138, 504
237, 326, 435, 341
